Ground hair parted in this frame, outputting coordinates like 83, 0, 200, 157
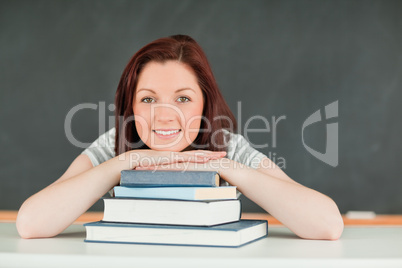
114, 34, 237, 155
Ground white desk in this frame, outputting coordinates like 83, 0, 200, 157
1, 222, 402, 268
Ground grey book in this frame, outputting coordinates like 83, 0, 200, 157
120, 170, 220, 187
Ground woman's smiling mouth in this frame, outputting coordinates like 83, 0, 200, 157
153, 129, 182, 139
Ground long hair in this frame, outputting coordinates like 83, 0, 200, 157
114, 35, 237, 155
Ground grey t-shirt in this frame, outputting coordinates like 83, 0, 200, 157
81, 128, 267, 169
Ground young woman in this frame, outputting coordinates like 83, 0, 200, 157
17, 35, 343, 240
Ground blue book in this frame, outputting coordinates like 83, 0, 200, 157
113, 186, 237, 201
84, 220, 268, 248
120, 170, 220, 187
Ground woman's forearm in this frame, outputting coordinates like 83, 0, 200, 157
16, 156, 128, 238
16, 150, 220, 238
219, 160, 344, 240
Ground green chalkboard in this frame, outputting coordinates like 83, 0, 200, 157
1, 0, 401, 213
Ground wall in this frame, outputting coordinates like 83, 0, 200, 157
1, 0, 401, 213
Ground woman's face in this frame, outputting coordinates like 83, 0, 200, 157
133, 61, 204, 151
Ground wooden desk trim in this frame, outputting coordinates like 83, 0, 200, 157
1, 210, 402, 225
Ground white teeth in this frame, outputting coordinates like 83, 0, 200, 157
154, 130, 180, 135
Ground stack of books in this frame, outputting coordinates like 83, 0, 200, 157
84, 170, 268, 247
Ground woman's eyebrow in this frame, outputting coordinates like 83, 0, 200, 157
137, 88, 196, 94
175, 88, 196, 94
136, 88, 156, 94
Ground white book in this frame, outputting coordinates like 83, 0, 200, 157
102, 198, 241, 226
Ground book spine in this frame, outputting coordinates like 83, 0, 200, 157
113, 186, 237, 200
120, 170, 219, 187
114, 186, 196, 200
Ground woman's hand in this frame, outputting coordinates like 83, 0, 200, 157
122, 149, 227, 170
134, 156, 233, 174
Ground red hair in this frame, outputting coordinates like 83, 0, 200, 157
114, 35, 237, 155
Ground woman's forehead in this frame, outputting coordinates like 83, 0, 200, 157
136, 61, 200, 92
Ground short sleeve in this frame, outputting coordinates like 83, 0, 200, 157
224, 130, 267, 169
222, 130, 268, 198
81, 128, 116, 197
81, 128, 116, 167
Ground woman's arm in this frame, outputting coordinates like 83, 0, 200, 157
16, 154, 126, 238
16, 150, 225, 239
219, 157, 344, 240
136, 157, 344, 240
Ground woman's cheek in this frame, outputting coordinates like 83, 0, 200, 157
134, 109, 152, 144
184, 110, 203, 140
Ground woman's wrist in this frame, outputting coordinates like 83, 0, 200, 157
215, 158, 236, 180
216, 158, 253, 186
114, 150, 145, 170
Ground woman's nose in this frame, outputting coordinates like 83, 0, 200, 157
152, 103, 180, 123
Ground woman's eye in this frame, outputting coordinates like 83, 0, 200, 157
177, 97, 190, 103
141, 97, 155, 103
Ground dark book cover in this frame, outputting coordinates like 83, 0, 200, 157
120, 170, 220, 187
84, 219, 268, 248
